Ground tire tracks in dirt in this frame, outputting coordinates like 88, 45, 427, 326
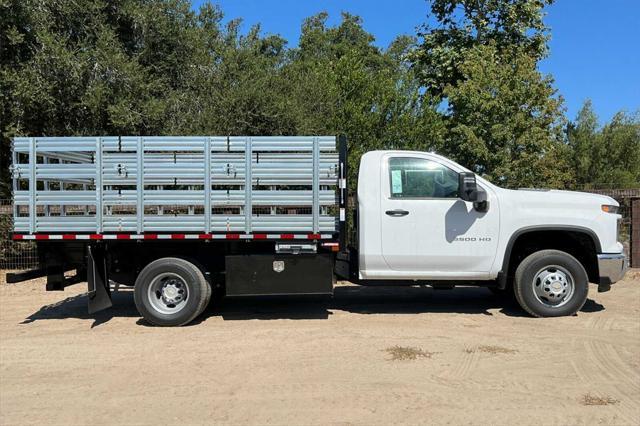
571, 338, 640, 425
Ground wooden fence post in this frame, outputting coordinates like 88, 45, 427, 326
632, 198, 640, 268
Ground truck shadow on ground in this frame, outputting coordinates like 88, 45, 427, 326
21, 285, 605, 327
21, 290, 139, 328
205, 286, 605, 323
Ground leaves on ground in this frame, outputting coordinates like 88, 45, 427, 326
580, 393, 620, 406
384, 345, 437, 361
466, 345, 518, 354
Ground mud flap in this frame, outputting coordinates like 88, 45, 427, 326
87, 244, 112, 314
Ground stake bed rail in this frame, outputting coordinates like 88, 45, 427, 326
11, 136, 345, 240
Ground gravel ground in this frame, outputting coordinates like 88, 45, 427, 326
1, 270, 639, 425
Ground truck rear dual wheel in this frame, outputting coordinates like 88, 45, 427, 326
514, 250, 589, 317
134, 257, 212, 326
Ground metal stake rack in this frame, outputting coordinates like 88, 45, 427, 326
11, 136, 340, 239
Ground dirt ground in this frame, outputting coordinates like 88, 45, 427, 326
1, 271, 639, 426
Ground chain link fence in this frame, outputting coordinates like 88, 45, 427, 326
0, 199, 38, 271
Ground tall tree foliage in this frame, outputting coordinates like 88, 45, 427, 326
441, 43, 571, 187
412, 0, 570, 188
284, 13, 444, 183
412, 0, 552, 98
568, 101, 640, 188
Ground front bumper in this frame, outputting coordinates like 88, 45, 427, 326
597, 253, 628, 291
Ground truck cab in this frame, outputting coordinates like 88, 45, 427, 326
356, 150, 627, 316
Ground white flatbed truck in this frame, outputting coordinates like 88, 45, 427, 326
7, 135, 627, 325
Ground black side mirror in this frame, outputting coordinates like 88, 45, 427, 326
459, 172, 489, 212
458, 172, 479, 202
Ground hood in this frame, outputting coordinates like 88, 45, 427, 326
505, 188, 618, 208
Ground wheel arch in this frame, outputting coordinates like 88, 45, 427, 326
500, 226, 601, 287
107, 242, 224, 286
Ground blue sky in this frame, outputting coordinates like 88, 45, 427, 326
192, 0, 639, 123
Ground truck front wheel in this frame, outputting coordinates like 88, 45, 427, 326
514, 250, 589, 317
134, 257, 211, 326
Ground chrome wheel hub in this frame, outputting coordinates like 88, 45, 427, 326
147, 273, 189, 314
532, 266, 574, 308
161, 282, 183, 304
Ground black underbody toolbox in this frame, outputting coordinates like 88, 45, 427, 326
225, 254, 334, 296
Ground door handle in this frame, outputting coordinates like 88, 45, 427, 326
385, 209, 409, 217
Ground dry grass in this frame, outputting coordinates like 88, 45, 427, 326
384, 346, 437, 361
580, 393, 620, 406
465, 345, 518, 355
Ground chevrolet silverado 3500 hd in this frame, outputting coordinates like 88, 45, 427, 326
7, 136, 627, 325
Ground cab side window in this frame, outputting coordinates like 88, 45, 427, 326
389, 157, 459, 198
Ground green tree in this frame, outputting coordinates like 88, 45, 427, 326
412, 0, 553, 98
567, 101, 640, 188
284, 13, 445, 184
441, 44, 571, 187
411, 0, 569, 188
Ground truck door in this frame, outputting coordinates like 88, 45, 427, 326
380, 155, 499, 278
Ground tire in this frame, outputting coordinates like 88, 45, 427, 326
185, 258, 213, 315
514, 249, 589, 318
134, 257, 211, 326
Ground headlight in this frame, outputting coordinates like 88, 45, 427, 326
601, 204, 619, 214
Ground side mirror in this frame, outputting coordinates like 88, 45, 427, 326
459, 172, 489, 212
458, 172, 479, 202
